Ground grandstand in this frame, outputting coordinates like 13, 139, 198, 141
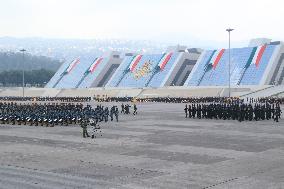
45, 52, 122, 89
76, 51, 122, 88
184, 39, 284, 87
4, 38, 284, 98
106, 46, 201, 88
46, 46, 200, 89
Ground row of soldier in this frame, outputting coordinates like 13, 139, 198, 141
0, 102, 119, 127
2, 96, 284, 105
0, 96, 92, 102
184, 103, 282, 122
258, 97, 284, 104
94, 96, 244, 104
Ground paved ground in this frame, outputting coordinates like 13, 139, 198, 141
0, 102, 284, 189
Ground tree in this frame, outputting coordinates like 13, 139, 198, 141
0, 69, 55, 87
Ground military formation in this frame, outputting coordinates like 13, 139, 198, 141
257, 97, 284, 104
0, 96, 91, 102
2, 96, 284, 105
0, 102, 119, 132
94, 96, 244, 104
0, 95, 282, 140
184, 102, 282, 122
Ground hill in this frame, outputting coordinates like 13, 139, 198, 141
0, 51, 61, 71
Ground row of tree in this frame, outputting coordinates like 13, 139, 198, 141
0, 51, 62, 87
0, 52, 61, 71
0, 69, 55, 87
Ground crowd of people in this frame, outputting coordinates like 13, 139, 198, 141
121, 103, 138, 115
257, 97, 284, 104
1, 96, 283, 105
0, 102, 119, 127
0, 95, 282, 139
0, 96, 92, 102
93, 96, 246, 104
184, 102, 282, 122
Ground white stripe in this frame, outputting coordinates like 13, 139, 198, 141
210, 49, 222, 64
251, 46, 262, 65
158, 52, 171, 67
129, 55, 141, 70
90, 58, 101, 71
67, 59, 79, 72
89, 58, 97, 71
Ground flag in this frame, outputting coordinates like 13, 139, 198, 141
244, 47, 257, 68
129, 55, 142, 72
158, 52, 173, 70
65, 58, 80, 73
209, 49, 225, 69
251, 45, 266, 67
89, 58, 103, 73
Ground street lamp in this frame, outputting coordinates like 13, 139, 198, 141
226, 28, 234, 98
20, 49, 26, 97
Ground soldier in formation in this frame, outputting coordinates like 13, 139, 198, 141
133, 104, 138, 115
0, 96, 91, 102
0, 102, 120, 130
120, 103, 138, 115
96, 96, 244, 104
184, 102, 282, 122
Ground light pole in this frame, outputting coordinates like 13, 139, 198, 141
20, 49, 26, 97
226, 28, 234, 98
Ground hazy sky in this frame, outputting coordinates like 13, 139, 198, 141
0, 0, 283, 47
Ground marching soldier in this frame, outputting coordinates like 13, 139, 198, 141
133, 104, 138, 115
80, 118, 90, 138
184, 105, 188, 118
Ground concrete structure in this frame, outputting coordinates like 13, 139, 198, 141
46, 40, 284, 90
105, 45, 200, 88
77, 51, 123, 88
184, 41, 284, 87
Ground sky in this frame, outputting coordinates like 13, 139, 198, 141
0, 0, 283, 48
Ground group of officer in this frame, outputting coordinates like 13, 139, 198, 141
93, 96, 244, 104
184, 102, 282, 122
257, 97, 284, 104
121, 103, 138, 115
0, 102, 119, 128
0, 96, 91, 102
0, 96, 251, 104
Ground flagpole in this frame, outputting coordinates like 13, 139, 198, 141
20, 49, 26, 97
226, 28, 234, 98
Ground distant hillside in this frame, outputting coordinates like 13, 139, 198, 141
0, 52, 61, 71
0, 37, 167, 60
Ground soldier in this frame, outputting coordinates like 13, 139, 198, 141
104, 107, 109, 122
192, 104, 196, 118
184, 105, 188, 118
110, 106, 115, 121
133, 104, 138, 115
115, 107, 119, 122
125, 104, 131, 114
274, 104, 281, 122
188, 104, 192, 118
89, 117, 99, 139
80, 118, 90, 138
121, 104, 125, 114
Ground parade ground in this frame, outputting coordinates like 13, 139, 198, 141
0, 102, 284, 189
